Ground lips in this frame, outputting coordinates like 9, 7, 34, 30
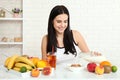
58, 27, 65, 31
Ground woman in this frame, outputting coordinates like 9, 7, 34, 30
41, 5, 101, 62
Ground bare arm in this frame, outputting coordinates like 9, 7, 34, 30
73, 30, 101, 55
41, 35, 48, 60
72, 30, 90, 52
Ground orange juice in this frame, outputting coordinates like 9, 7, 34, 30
47, 54, 56, 69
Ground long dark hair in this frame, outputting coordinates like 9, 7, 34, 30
47, 5, 77, 56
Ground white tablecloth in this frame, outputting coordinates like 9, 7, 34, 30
0, 56, 120, 80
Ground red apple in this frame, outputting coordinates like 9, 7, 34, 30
42, 66, 52, 75
87, 62, 97, 72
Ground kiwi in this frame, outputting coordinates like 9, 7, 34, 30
104, 65, 111, 73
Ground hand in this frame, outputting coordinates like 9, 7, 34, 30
91, 51, 102, 56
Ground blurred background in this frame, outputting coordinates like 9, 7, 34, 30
0, 0, 120, 65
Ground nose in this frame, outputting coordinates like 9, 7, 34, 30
61, 22, 64, 27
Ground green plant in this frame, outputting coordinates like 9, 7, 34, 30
12, 8, 22, 14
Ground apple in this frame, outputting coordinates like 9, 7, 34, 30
42, 66, 52, 75
87, 62, 97, 72
31, 69, 40, 77
95, 66, 104, 75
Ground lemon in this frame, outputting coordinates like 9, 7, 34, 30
37, 60, 47, 68
111, 66, 117, 72
20, 66, 27, 73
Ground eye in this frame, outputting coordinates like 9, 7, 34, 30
64, 20, 68, 23
56, 20, 61, 23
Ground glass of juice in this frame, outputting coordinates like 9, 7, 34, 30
47, 54, 56, 69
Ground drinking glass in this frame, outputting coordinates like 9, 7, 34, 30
47, 53, 56, 69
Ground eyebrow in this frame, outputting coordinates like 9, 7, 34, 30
56, 20, 68, 21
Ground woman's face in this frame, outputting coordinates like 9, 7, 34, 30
53, 14, 68, 34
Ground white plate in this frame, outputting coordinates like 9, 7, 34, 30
66, 64, 84, 72
37, 68, 43, 71
79, 52, 107, 63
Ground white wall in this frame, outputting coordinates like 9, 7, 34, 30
23, 0, 120, 62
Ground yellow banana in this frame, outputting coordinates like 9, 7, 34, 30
15, 62, 33, 70
15, 56, 35, 68
4, 57, 11, 67
7, 54, 19, 70
13, 67, 20, 72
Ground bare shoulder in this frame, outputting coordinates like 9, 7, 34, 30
72, 30, 90, 52
41, 35, 48, 44
42, 35, 47, 41
72, 30, 83, 44
72, 30, 82, 37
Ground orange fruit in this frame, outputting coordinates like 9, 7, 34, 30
36, 60, 49, 68
31, 69, 40, 77
100, 61, 112, 67
29, 57, 40, 66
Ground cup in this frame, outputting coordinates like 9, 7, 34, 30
47, 54, 56, 69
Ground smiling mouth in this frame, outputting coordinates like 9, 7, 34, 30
58, 27, 64, 30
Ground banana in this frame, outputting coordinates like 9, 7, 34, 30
15, 62, 33, 70
7, 54, 19, 70
4, 57, 11, 67
15, 56, 35, 68
13, 67, 20, 72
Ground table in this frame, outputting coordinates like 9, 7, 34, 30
0, 56, 120, 80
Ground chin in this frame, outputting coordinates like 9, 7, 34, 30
58, 31, 64, 34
